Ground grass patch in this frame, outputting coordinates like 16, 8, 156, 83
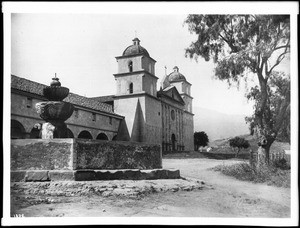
211, 162, 290, 188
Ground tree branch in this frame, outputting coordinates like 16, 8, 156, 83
218, 33, 229, 43
274, 44, 290, 51
257, 52, 261, 73
267, 49, 288, 75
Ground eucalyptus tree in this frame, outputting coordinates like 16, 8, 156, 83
185, 15, 290, 164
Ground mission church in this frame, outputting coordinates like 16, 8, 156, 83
11, 37, 194, 152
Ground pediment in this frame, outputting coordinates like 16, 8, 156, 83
162, 86, 184, 104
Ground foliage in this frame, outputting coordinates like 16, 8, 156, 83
229, 137, 250, 157
211, 162, 290, 188
194, 131, 209, 150
273, 158, 290, 170
185, 15, 290, 164
246, 72, 290, 143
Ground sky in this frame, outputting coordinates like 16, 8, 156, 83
9, 4, 293, 116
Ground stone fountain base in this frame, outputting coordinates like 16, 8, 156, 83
11, 139, 181, 182
11, 169, 180, 182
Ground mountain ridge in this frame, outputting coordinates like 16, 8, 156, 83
193, 106, 250, 143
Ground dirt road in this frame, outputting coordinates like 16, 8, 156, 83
11, 158, 290, 218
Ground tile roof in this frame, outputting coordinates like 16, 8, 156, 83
11, 74, 45, 96
11, 75, 116, 115
90, 95, 115, 103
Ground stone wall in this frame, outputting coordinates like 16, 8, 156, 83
75, 139, 162, 169
11, 139, 162, 171
11, 139, 75, 170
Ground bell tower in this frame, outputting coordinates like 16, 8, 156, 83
113, 38, 162, 144
114, 37, 158, 97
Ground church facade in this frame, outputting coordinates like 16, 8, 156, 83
112, 37, 194, 151
11, 37, 194, 152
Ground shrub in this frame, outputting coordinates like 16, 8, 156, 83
273, 158, 290, 170
211, 162, 290, 188
229, 137, 250, 157
194, 131, 209, 150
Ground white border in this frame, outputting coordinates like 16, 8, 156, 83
2, 1, 299, 226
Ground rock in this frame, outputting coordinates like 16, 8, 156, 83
171, 187, 179, 192
183, 186, 192, 191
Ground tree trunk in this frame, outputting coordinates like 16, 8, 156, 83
256, 127, 275, 168
235, 148, 240, 158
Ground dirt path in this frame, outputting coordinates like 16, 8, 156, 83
163, 158, 291, 208
11, 158, 290, 218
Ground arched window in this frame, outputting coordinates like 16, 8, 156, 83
171, 110, 175, 120
30, 127, 40, 139
96, 133, 108, 140
129, 83, 133, 94
128, 61, 133, 72
78, 130, 93, 139
11, 120, 26, 139
66, 128, 74, 138
112, 135, 117, 141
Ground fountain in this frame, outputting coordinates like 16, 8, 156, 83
35, 75, 74, 139
11, 76, 180, 182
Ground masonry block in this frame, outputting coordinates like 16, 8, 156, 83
11, 139, 162, 171
75, 139, 162, 170
94, 170, 113, 180
11, 139, 74, 170
74, 170, 96, 181
154, 169, 168, 179
166, 169, 180, 179
11, 171, 27, 182
122, 169, 141, 180
48, 170, 75, 181
141, 170, 157, 180
25, 170, 49, 182
110, 170, 125, 180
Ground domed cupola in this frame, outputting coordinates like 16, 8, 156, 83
122, 38, 150, 57
168, 66, 187, 83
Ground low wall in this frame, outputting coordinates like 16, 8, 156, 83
11, 139, 74, 170
75, 139, 162, 169
11, 139, 162, 171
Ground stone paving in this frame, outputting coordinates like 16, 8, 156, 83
11, 178, 206, 199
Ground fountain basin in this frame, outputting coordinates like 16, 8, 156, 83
36, 101, 74, 122
43, 86, 69, 101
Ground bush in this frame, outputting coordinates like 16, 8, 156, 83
211, 162, 290, 188
194, 131, 209, 150
273, 158, 290, 170
229, 137, 250, 157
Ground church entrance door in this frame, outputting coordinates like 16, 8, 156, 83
171, 134, 176, 151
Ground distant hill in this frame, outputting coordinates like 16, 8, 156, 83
193, 106, 250, 143
209, 134, 290, 154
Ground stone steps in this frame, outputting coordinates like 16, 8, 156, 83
11, 169, 180, 182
